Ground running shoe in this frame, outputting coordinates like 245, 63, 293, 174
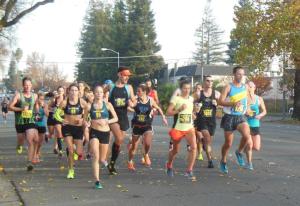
27, 164, 34, 172
73, 152, 79, 161
165, 163, 174, 177
67, 169, 75, 179
16, 145, 23, 155
140, 157, 145, 164
86, 153, 91, 160
127, 161, 136, 171
32, 158, 40, 165
107, 162, 118, 175
53, 148, 58, 155
219, 161, 228, 174
197, 152, 204, 161
235, 150, 245, 167
144, 154, 151, 167
184, 171, 196, 179
58, 150, 63, 158
95, 181, 103, 189
78, 154, 84, 161
208, 160, 214, 168
244, 162, 254, 170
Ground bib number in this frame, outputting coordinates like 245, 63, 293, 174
137, 114, 146, 122
203, 109, 212, 117
95, 110, 101, 118
115, 98, 126, 107
21, 110, 33, 119
179, 114, 191, 124
234, 105, 244, 113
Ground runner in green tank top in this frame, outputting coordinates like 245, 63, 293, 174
9, 77, 39, 171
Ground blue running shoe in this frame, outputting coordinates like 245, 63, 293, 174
219, 161, 228, 174
166, 166, 174, 177
244, 162, 254, 170
235, 150, 245, 167
184, 171, 196, 180
95, 181, 103, 189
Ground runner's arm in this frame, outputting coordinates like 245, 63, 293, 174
218, 84, 235, 107
8, 92, 22, 112
53, 100, 66, 122
107, 102, 118, 124
256, 97, 267, 119
128, 85, 136, 107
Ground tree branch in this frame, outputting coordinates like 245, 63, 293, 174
1, 0, 54, 28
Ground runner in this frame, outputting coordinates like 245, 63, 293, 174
84, 84, 118, 189
246, 81, 267, 151
219, 66, 253, 174
165, 79, 197, 179
1, 96, 9, 123
194, 76, 220, 168
192, 83, 204, 161
54, 83, 89, 179
127, 84, 168, 171
35, 92, 49, 162
12, 91, 25, 155
9, 77, 39, 171
107, 66, 136, 175
145, 79, 159, 105
47, 86, 65, 156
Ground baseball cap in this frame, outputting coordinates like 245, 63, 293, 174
104, 79, 113, 85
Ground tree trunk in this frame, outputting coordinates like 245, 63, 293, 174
292, 59, 300, 120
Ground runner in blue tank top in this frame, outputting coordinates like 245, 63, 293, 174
35, 92, 49, 163
246, 81, 267, 151
84, 84, 118, 189
219, 66, 253, 174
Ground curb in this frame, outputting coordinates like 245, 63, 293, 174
0, 166, 25, 206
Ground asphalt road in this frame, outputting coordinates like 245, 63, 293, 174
0, 113, 300, 206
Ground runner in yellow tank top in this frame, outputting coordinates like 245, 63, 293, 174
166, 79, 197, 180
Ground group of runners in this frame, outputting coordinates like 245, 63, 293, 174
4, 65, 267, 189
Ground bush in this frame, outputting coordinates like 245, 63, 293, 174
157, 83, 177, 112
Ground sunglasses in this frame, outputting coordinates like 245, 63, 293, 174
206, 79, 213, 82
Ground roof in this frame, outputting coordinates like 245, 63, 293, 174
168, 64, 238, 78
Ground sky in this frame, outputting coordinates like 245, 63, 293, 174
14, 0, 239, 81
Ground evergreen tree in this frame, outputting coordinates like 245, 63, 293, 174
194, 0, 226, 65
225, 31, 239, 65
76, 1, 114, 84
126, 0, 163, 75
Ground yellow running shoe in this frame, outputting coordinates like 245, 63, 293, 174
67, 169, 75, 179
16, 145, 23, 154
197, 152, 204, 161
73, 153, 79, 161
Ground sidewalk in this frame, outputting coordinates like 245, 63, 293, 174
0, 167, 23, 206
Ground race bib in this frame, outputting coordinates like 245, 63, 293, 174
115, 98, 126, 107
95, 110, 101, 118
234, 105, 244, 113
203, 109, 213, 117
179, 114, 191, 124
21, 110, 33, 119
69, 107, 77, 115
137, 114, 146, 122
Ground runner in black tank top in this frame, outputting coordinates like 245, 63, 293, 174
194, 76, 220, 168
54, 83, 89, 179
127, 84, 167, 171
107, 66, 136, 175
